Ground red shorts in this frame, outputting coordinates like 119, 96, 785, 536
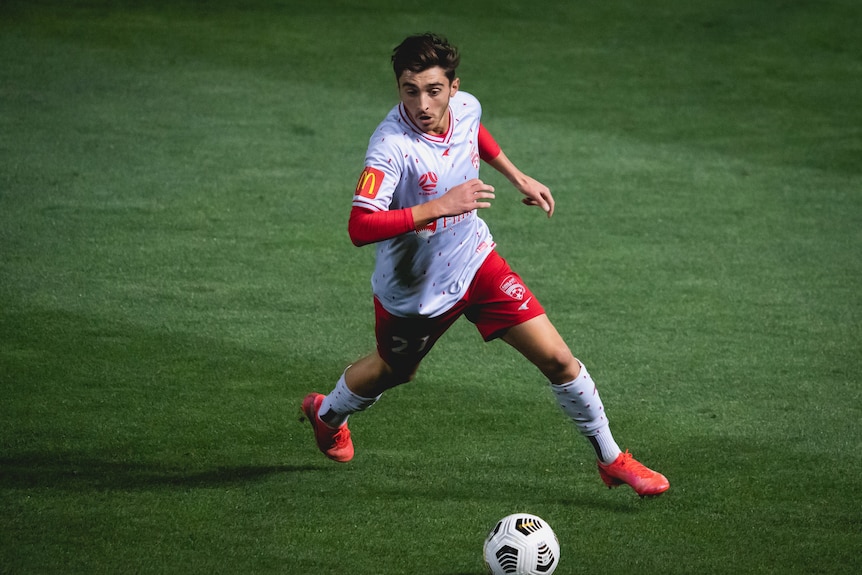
374, 250, 545, 373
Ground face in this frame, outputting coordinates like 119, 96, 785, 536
398, 66, 460, 135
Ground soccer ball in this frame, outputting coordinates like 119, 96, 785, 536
483, 513, 560, 575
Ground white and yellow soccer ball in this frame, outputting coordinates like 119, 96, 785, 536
483, 513, 560, 575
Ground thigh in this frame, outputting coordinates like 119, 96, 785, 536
374, 297, 464, 375
463, 250, 546, 341
500, 314, 579, 384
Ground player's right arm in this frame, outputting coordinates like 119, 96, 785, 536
411, 179, 495, 227
348, 205, 414, 247
348, 180, 494, 246
350, 159, 495, 248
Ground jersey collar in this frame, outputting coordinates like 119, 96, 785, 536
398, 103, 454, 144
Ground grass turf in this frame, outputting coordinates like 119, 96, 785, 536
1, 0, 860, 573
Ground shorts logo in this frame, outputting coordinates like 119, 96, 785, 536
356, 166, 385, 199
418, 171, 438, 194
500, 275, 526, 300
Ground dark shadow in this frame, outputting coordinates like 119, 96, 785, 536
367, 483, 645, 514
1, 306, 345, 493
0, 453, 322, 491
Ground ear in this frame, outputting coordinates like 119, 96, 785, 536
450, 77, 460, 96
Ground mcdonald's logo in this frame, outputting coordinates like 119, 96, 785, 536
355, 166, 385, 199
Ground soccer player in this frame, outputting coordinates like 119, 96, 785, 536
301, 33, 669, 497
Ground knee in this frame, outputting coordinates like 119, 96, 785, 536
386, 363, 419, 386
347, 353, 418, 397
375, 357, 419, 389
539, 345, 580, 384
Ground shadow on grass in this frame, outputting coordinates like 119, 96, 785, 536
1, 306, 345, 492
0, 453, 322, 491
363, 471, 651, 514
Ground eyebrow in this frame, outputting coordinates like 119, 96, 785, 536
401, 81, 446, 89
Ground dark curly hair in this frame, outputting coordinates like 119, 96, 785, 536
391, 33, 460, 82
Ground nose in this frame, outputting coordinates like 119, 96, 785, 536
419, 93, 431, 111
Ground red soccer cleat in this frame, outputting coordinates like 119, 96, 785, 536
597, 450, 669, 497
300, 393, 354, 463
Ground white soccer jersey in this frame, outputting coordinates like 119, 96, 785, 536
352, 90, 495, 318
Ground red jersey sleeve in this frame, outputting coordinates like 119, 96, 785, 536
478, 123, 502, 162
348, 206, 416, 247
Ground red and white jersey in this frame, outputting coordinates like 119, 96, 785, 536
353, 90, 495, 318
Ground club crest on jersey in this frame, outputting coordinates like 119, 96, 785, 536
418, 171, 439, 195
500, 275, 526, 300
355, 166, 384, 199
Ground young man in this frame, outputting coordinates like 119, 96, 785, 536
301, 33, 669, 497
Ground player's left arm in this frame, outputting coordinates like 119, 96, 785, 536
479, 124, 554, 218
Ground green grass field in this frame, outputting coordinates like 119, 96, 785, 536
2, 1, 860, 573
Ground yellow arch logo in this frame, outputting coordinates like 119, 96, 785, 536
356, 166, 385, 199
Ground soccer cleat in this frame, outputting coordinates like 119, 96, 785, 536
300, 392, 354, 463
597, 450, 669, 497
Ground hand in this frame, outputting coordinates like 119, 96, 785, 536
436, 178, 496, 217
515, 174, 554, 218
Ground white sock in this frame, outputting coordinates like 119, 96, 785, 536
319, 372, 379, 428
551, 361, 622, 464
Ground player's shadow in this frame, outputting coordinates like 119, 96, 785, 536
0, 453, 320, 491
367, 476, 645, 514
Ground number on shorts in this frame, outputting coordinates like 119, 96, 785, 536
391, 335, 431, 355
